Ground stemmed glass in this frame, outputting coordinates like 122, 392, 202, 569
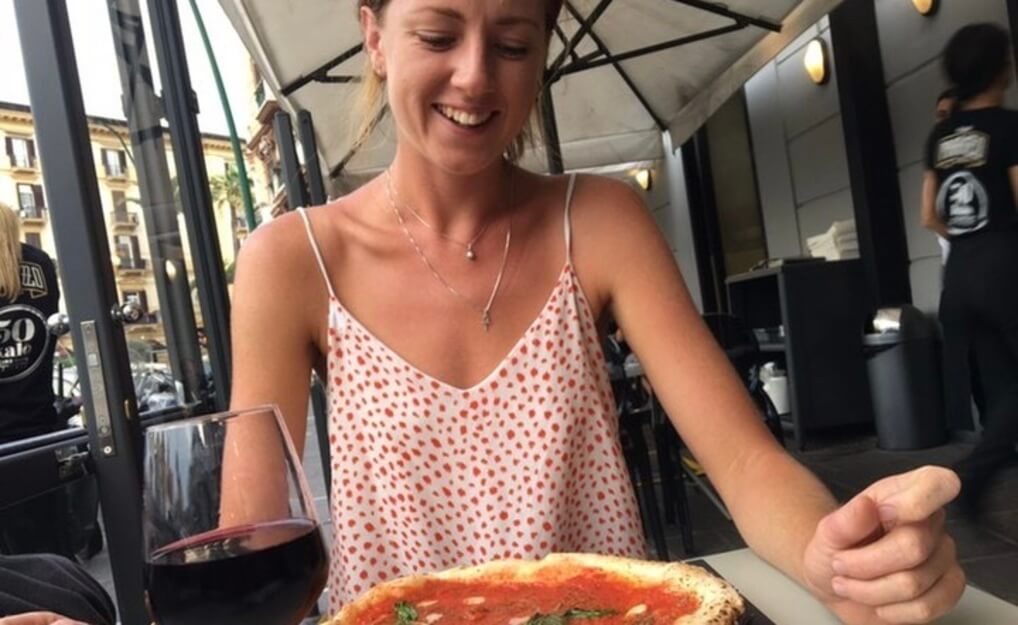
142, 406, 328, 625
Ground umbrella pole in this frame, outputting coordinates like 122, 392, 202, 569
541, 90, 564, 174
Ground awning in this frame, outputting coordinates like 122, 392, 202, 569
219, 0, 843, 180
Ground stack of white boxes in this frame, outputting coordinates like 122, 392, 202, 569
807, 219, 859, 260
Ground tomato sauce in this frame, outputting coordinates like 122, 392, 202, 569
356, 570, 699, 624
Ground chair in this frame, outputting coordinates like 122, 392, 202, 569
605, 335, 683, 560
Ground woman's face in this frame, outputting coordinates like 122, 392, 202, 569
362, 0, 549, 174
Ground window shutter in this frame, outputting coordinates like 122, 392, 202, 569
33, 185, 45, 210
27, 140, 36, 167
4, 137, 12, 160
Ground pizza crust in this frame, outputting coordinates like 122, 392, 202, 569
329, 553, 745, 625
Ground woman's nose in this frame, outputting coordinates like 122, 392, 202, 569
449, 38, 494, 96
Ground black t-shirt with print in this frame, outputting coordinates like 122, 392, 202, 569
0, 244, 60, 444
924, 106, 1018, 240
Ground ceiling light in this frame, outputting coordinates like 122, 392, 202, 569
634, 169, 652, 191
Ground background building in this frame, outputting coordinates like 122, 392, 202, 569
0, 100, 268, 352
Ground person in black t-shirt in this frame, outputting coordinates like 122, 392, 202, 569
922, 23, 1018, 516
0, 203, 72, 558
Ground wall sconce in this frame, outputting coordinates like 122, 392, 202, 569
804, 38, 830, 85
633, 168, 653, 191
912, 0, 938, 16
164, 259, 178, 281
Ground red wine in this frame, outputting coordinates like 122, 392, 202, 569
146, 519, 327, 625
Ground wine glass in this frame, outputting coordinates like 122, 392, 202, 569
142, 406, 328, 625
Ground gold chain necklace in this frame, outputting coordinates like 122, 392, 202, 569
396, 189, 490, 261
384, 169, 512, 331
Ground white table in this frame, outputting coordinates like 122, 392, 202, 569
703, 549, 1018, 624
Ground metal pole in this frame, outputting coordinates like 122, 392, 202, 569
185, 0, 257, 231
106, 0, 207, 405
145, 0, 232, 409
540, 90, 565, 174
14, 2, 147, 623
274, 111, 309, 209
298, 110, 327, 205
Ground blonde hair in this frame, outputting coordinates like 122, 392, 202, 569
353, 0, 563, 164
0, 202, 23, 301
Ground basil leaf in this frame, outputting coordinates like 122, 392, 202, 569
527, 608, 616, 624
394, 601, 418, 625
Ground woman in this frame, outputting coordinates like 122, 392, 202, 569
922, 23, 1018, 517
232, 1, 963, 622
0, 203, 72, 559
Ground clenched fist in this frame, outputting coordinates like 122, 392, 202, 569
803, 466, 966, 624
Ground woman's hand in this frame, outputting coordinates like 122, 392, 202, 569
802, 466, 966, 624
0, 612, 90, 625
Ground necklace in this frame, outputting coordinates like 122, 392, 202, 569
386, 171, 489, 262
384, 169, 512, 331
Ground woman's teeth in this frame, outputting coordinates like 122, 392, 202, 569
438, 105, 492, 127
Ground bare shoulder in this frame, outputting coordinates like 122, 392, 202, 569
234, 209, 323, 298
562, 173, 669, 307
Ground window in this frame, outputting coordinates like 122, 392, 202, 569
103, 148, 127, 177
5, 136, 35, 168
112, 190, 127, 213
24, 232, 42, 249
17, 184, 44, 216
115, 234, 143, 268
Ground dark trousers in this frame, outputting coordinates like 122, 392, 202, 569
941, 232, 1018, 503
0, 489, 76, 559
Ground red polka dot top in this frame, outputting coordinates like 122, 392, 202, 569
297, 175, 646, 609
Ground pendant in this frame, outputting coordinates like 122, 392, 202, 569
466, 246, 477, 261
481, 310, 491, 332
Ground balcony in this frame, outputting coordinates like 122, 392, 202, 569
6, 155, 37, 173
111, 210, 139, 231
104, 165, 129, 182
116, 257, 148, 274
18, 206, 46, 225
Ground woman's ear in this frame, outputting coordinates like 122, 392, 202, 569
360, 6, 387, 79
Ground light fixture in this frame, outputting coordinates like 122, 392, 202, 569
634, 168, 653, 191
165, 259, 178, 281
804, 38, 830, 85
912, 0, 938, 16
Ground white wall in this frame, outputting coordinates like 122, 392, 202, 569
745, 19, 855, 261
745, 1, 1018, 314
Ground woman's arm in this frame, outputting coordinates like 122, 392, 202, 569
920, 171, 949, 238
221, 215, 324, 525
574, 176, 962, 624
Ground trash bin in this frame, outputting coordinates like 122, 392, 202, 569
864, 306, 946, 450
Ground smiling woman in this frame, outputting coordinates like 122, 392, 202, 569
351, 0, 562, 163
229, 0, 966, 621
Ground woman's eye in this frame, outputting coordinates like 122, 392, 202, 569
497, 43, 530, 59
417, 33, 455, 50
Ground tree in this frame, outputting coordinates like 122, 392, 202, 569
208, 166, 243, 256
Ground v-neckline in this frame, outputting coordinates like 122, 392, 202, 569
327, 263, 576, 394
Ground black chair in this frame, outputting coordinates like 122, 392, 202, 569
605, 335, 684, 560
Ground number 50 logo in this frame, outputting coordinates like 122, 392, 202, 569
0, 305, 49, 383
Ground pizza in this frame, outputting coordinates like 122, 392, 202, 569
328, 553, 745, 625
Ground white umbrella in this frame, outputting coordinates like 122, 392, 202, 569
219, 0, 843, 180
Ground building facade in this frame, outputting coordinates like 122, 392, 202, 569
0, 101, 268, 351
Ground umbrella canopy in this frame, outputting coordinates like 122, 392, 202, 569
219, 0, 843, 180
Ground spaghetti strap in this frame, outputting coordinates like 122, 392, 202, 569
563, 173, 578, 264
296, 207, 338, 301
